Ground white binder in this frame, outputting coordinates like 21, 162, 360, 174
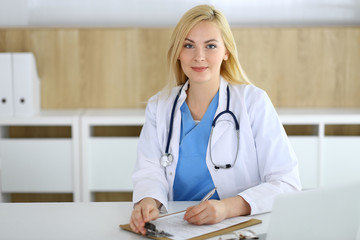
12, 53, 41, 116
0, 53, 14, 117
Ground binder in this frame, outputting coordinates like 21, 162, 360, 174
12, 53, 41, 116
0, 53, 14, 117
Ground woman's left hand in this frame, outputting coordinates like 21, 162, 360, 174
183, 196, 251, 225
183, 200, 227, 225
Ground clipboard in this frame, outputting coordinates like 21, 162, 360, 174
120, 217, 262, 240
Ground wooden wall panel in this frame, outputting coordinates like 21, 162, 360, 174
0, 27, 359, 109
233, 27, 360, 107
11, 193, 73, 202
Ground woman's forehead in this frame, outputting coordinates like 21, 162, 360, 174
185, 21, 223, 42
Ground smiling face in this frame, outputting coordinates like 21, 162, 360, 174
178, 20, 229, 86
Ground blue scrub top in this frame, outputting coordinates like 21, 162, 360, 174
173, 91, 220, 201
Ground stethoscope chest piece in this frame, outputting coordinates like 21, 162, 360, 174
160, 153, 173, 167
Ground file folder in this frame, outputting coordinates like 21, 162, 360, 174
12, 53, 40, 116
0, 53, 14, 117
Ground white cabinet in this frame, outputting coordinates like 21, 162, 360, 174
0, 139, 73, 192
88, 138, 138, 192
279, 108, 360, 189
81, 109, 145, 202
288, 136, 319, 189
1, 108, 359, 202
81, 108, 360, 196
0, 110, 81, 202
322, 137, 360, 186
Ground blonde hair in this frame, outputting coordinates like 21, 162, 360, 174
167, 4, 251, 86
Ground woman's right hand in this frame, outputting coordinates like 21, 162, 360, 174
129, 197, 161, 235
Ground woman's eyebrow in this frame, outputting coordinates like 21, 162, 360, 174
184, 38, 219, 43
204, 39, 219, 43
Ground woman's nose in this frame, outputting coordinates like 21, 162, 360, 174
194, 48, 205, 62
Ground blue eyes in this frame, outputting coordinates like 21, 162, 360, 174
183, 43, 217, 49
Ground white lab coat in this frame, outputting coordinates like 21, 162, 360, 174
132, 77, 301, 215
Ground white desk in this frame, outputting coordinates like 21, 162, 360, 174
0, 201, 269, 240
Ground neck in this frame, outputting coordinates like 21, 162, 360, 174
186, 79, 220, 120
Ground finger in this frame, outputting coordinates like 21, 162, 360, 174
148, 207, 160, 221
186, 201, 219, 225
186, 209, 209, 225
131, 214, 147, 235
130, 216, 142, 234
141, 205, 150, 223
184, 203, 206, 220
129, 221, 140, 234
186, 205, 195, 211
132, 206, 145, 231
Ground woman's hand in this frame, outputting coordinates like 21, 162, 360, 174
129, 198, 161, 235
184, 199, 227, 225
183, 196, 251, 225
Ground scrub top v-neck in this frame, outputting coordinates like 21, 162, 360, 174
173, 91, 220, 201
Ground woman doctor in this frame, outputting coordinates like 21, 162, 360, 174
130, 4, 301, 235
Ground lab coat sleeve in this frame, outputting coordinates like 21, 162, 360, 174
238, 87, 301, 215
132, 94, 169, 211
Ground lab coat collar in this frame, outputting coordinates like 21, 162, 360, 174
208, 78, 234, 150
216, 77, 230, 117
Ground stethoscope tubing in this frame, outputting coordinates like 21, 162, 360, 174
164, 85, 184, 154
161, 83, 239, 169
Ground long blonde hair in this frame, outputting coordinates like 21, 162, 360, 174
167, 4, 251, 86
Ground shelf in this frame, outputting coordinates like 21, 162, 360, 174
81, 109, 144, 202
277, 108, 360, 124
0, 110, 82, 125
0, 139, 73, 193
1, 108, 360, 202
81, 109, 145, 126
0, 109, 81, 202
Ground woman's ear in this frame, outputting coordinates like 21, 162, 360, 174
223, 51, 229, 61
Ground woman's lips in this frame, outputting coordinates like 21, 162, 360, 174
191, 67, 208, 72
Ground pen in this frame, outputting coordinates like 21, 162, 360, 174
164, 188, 217, 218
180, 187, 217, 221
200, 187, 217, 202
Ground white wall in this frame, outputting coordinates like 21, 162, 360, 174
1, 0, 360, 27
0, 0, 28, 27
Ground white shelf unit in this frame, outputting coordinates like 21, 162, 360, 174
0, 110, 81, 202
81, 109, 145, 202
1, 108, 359, 202
81, 108, 360, 200
278, 108, 360, 189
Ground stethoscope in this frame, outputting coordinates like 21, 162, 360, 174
160, 84, 240, 170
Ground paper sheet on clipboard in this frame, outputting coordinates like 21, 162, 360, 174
151, 211, 253, 239
120, 209, 262, 239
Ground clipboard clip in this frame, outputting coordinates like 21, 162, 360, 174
144, 222, 173, 238
218, 230, 259, 240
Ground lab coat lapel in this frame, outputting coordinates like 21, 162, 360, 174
168, 81, 189, 172
209, 78, 233, 146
